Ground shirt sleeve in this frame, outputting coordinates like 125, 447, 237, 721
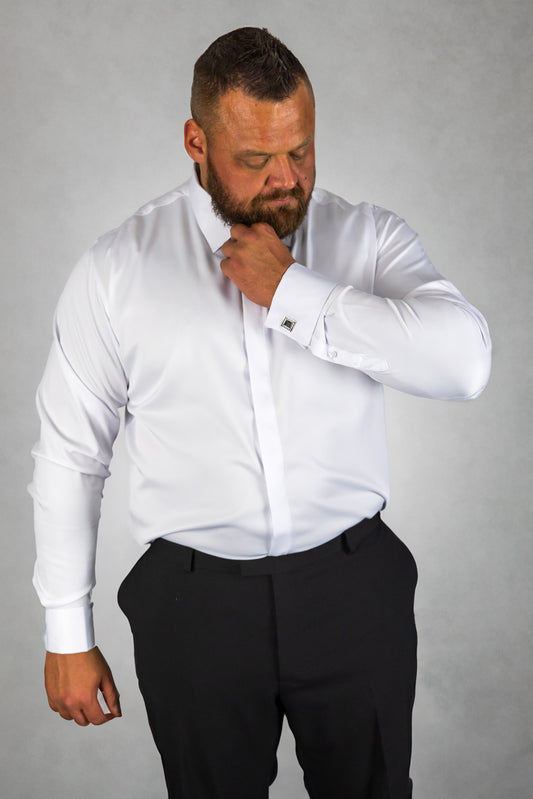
266, 207, 491, 400
29, 248, 128, 653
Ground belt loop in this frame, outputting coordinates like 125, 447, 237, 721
183, 548, 195, 573
342, 529, 358, 554
343, 513, 381, 554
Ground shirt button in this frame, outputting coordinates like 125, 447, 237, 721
328, 349, 338, 359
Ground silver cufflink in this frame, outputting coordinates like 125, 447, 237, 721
281, 317, 297, 332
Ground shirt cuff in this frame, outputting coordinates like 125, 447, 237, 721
45, 605, 95, 653
266, 263, 338, 347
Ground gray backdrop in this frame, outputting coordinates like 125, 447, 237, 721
1, 1, 532, 797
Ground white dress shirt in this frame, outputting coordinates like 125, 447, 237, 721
30, 171, 491, 653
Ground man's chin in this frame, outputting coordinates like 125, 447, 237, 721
246, 197, 310, 238
212, 202, 306, 238
256, 208, 304, 239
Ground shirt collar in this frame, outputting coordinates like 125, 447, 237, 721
188, 167, 231, 254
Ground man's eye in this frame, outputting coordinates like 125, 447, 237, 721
243, 158, 270, 170
290, 151, 305, 162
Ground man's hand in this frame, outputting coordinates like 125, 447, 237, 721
44, 646, 121, 726
220, 223, 295, 308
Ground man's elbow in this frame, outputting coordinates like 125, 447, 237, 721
447, 338, 492, 401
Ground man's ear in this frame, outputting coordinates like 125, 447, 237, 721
184, 119, 207, 165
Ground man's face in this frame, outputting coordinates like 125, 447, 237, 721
199, 82, 316, 239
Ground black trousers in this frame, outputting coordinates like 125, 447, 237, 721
118, 514, 417, 799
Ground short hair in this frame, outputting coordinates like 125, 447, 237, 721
191, 27, 313, 133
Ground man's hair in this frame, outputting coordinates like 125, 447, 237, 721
191, 27, 313, 133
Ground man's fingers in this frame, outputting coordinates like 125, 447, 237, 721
100, 672, 122, 717
56, 706, 89, 725
52, 696, 104, 725
229, 223, 248, 239
71, 708, 90, 727
219, 257, 235, 279
220, 239, 237, 262
62, 698, 114, 725
82, 697, 114, 726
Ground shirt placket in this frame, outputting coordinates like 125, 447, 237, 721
241, 294, 293, 555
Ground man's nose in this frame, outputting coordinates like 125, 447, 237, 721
267, 156, 297, 190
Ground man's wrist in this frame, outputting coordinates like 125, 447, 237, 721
266, 262, 338, 347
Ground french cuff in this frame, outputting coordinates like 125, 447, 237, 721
45, 604, 95, 653
266, 262, 338, 347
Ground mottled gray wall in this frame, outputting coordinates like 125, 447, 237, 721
1, 1, 531, 797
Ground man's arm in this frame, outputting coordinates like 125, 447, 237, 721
221, 213, 491, 400
30, 246, 128, 724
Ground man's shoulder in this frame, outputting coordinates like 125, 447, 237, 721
310, 186, 376, 220
76, 178, 195, 293
92, 179, 193, 257
132, 181, 191, 219
309, 187, 404, 235
307, 187, 386, 238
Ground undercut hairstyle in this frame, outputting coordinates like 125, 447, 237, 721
191, 27, 314, 134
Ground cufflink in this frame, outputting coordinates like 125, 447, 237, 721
281, 317, 297, 332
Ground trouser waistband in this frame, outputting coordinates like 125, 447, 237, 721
150, 513, 382, 576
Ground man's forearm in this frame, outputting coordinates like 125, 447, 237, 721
30, 458, 103, 652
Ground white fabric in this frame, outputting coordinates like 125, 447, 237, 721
30, 171, 491, 652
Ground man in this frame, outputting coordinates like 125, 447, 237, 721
31, 27, 491, 799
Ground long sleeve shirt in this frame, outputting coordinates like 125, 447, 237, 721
30, 170, 491, 652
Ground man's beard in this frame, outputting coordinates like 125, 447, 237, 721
205, 155, 314, 239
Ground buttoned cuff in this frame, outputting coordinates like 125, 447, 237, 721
45, 605, 95, 653
266, 263, 338, 347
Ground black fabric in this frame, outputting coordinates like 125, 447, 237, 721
118, 515, 417, 798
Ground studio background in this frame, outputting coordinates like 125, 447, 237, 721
1, 1, 531, 797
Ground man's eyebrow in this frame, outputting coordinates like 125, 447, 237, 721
236, 135, 314, 158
